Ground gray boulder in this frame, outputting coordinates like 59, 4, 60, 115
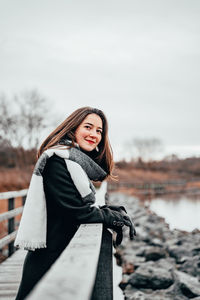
167, 244, 194, 263
174, 270, 200, 298
178, 255, 200, 278
144, 246, 167, 261
128, 261, 173, 290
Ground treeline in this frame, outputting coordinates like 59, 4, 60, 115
0, 89, 59, 169
0, 147, 37, 169
116, 156, 200, 177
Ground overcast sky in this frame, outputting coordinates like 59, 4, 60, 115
0, 0, 200, 160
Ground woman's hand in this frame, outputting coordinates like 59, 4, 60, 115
100, 205, 136, 246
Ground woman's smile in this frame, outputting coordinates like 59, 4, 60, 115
86, 139, 95, 144
75, 114, 103, 152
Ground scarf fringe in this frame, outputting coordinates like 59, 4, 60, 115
15, 240, 47, 251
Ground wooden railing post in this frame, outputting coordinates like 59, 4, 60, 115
91, 227, 113, 300
0, 189, 27, 256
8, 197, 14, 256
22, 195, 26, 206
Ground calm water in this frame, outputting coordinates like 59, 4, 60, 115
148, 194, 200, 231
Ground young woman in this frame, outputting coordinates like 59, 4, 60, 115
14, 107, 136, 300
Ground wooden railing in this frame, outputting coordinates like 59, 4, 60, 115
0, 182, 113, 300
108, 180, 187, 190
0, 189, 27, 257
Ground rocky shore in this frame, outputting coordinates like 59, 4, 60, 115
108, 192, 200, 300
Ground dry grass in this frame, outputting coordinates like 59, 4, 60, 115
0, 166, 33, 192
112, 167, 171, 183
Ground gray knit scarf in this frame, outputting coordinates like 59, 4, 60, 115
14, 141, 106, 251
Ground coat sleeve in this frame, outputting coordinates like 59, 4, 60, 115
42, 155, 105, 224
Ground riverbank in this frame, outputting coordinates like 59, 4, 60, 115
108, 192, 200, 299
109, 157, 200, 198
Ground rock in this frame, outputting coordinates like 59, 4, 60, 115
150, 282, 188, 300
133, 210, 148, 221
128, 261, 174, 290
123, 285, 156, 300
174, 270, 200, 298
134, 215, 149, 227
108, 192, 200, 299
144, 246, 167, 261
132, 245, 149, 257
149, 238, 163, 247
124, 285, 146, 300
179, 256, 191, 264
125, 290, 148, 300
151, 288, 188, 300
155, 258, 176, 271
132, 226, 150, 243
122, 262, 135, 274
126, 256, 145, 270
119, 274, 130, 290
178, 255, 200, 278
167, 244, 194, 263
124, 281, 189, 300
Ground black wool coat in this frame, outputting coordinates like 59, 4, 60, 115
15, 155, 105, 300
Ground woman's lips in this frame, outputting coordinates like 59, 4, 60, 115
86, 140, 95, 144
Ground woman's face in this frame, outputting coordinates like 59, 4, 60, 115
75, 113, 103, 152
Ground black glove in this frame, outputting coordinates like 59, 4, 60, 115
100, 204, 127, 214
107, 205, 136, 245
100, 206, 136, 246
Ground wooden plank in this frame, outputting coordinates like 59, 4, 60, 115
0, 207, 23, 222
27, 224, 103, 300
0, 250, 26, 299
0, 283, 19, 290
0, 231, 17, 249
0, 189, 27, 200
91, 227, 113, 300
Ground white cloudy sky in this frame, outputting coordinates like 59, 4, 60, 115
0, 0, 200, 160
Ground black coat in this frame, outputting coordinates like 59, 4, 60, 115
15, 155, 104, 300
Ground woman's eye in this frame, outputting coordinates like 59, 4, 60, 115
97, 130, 102, 134
85, 126, 91, 129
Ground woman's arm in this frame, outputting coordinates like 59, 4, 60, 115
43, 155, 105, 223
43, 155, 136, 244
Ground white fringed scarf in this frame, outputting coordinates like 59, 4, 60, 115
14, 143, 106, 251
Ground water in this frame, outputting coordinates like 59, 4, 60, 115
148, 194, 200, 231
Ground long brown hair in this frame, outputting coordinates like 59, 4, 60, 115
37, 107, 115, 178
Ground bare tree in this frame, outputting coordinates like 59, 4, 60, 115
0, 90, 51, 150
0, 94, 20, 147
15, 90, 50, 149
126, 137, 164, 161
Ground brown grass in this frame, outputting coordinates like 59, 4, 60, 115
0, 166, 33, 192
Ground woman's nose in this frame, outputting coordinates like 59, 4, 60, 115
89, 129, 98, 138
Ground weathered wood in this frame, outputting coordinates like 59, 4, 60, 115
0, 189, 27, 258
0, 207, 23, 222
91, 226, 113, 300
0, 231, 17, 249
27, 224, 103, 300
0, 250, 27, 299
0, 283, 19, 290
22, 195, 26, 206
0, 189, 28, 200
8, 198, 14, 256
